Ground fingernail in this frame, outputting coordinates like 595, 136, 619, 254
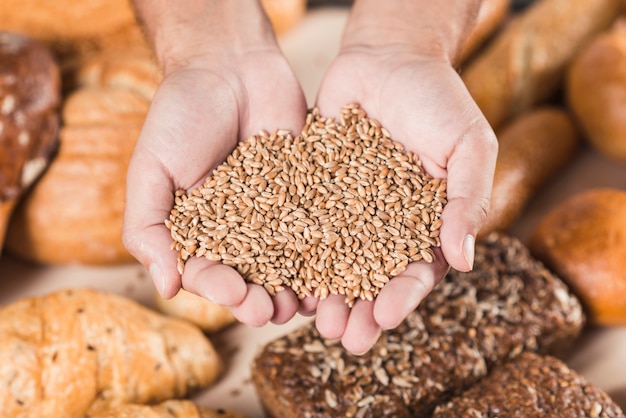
149, 263, 166, 297
463, 234, 475, 271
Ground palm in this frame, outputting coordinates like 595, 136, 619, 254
124, 48, 308, 326
313, 49, 497, 353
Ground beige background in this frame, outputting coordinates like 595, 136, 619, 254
1, 7, 626, 417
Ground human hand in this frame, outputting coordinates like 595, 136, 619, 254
313, 46, 497, 354
123, 17, 308, 327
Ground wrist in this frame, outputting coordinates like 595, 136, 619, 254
133, 0, 278, 75
342, 0, 481, 64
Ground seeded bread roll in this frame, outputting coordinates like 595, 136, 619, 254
567, 20, 626, 163
529, 188, 626, 326
479, 107, 580, 237
251, 233, 585, 418
462, 0, 622, 130
432, 352, 625, 417
0, 32, 60, 251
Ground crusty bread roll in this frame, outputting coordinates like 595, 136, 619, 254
529, 188, 626, 326
462, 0, 622, 130
155, 290, 236, 334
0, 288, 222, 418
5, 46, 159, 265
0, 32, 60, 252
567, 19, 626, 163
479, 107, 580, 237
459, 0, 510, 63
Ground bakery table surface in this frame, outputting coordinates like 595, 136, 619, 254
1, 6, 626, 417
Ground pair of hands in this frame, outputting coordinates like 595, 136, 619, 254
123, 22, 497, 355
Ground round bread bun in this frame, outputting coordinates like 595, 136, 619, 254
528, 188, 626, 326
155, 290, 236, 333
567, 20, 626, 163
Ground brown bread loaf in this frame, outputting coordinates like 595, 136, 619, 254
462, 0, 622, 130
0, 288, 222, 418
432, 352, 624, 417
252, 233, 584, 417
479, 107, 580, 237
529, 188, 626, 326
0, 32, 60, 251
567, 19, 626, 163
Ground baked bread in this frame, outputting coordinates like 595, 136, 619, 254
155, 290, 236, 333
567, 19, 626, 163
86, 400, 247, 418
462, 0, 622, 130
4, 46, 159, 265
251, 233, 585, 417
479, 107, 580, 236
459, 0, 510, 63
432, 351, 624, 417
529, 188, 626, 326
0, 32, 60, 251
0, 288, 222, 418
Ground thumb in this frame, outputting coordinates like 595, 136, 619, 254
439, 121, 497, 272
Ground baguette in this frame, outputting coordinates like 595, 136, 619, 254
155, 290, 236, 333
459, 0, 510, 63
462, 0, 622, 130
0, 288, 222, 418
479, 107, 580, 237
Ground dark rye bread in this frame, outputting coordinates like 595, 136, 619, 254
251, 233, 585, 418
433, 351, 624, 417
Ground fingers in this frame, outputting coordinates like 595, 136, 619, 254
270, 289, 300, 325
373, 253, 449, 330
315, 294, 350, 340
340, 300, 381, 355
181, 259, 247, 306
229, 284, 274, 327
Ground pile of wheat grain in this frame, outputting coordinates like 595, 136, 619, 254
166, 104, 446, 306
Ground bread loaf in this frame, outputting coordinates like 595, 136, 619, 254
252, 233, 584, 417
567, 20, 626, 163
459, 0, 510, 63
155, 290, 236, 333
433, 352, 624, 417
86, 400, 247, 418
0, 288, 222, 418
529, 188, 626, 326
479, 107, 580, 236
5, 46, 159, 264
0, 32, 60, 251
462, 0, 622, 130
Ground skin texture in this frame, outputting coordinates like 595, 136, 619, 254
123, 0, 497, 354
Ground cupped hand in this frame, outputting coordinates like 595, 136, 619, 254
123, 47, 308, 327
314, 46, 498, 354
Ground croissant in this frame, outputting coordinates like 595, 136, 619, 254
0, 288, 222, 418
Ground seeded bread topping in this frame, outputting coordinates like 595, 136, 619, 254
251, 233, 585, 417
433, 351, 625, 418
167, 104, 446, 305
